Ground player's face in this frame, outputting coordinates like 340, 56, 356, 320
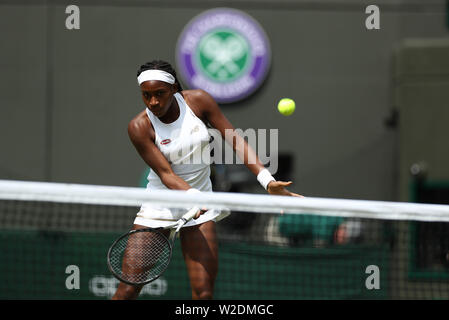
140, 81, 177, 118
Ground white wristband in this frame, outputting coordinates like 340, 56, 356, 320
257, 169, 276, 190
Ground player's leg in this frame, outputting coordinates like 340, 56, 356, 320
111, 223, 157, 300
112, 281, 143, 300
180, 220, 218, 300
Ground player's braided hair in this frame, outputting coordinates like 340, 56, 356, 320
137, 60, 183, 91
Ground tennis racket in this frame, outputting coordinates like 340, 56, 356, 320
107, 206, 200, 286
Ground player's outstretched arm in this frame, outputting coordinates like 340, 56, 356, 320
189, 90, 303, 197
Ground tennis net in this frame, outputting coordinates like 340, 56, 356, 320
1, 179, 449, 300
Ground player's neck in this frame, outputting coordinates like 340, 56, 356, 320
158, 98, 180, 124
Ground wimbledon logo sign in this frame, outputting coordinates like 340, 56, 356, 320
176, 8, 271, 104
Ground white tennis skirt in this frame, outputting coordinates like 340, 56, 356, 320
133, 167, 230, 228
134, 207, 229, 228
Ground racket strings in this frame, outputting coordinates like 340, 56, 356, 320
109, 229, 171, 284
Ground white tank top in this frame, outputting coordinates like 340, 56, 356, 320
145, 92, 212, 191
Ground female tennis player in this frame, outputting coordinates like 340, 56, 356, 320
111, 60, 302, 300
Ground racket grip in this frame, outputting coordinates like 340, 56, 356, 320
182, 206, 201, 222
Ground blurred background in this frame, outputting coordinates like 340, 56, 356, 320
1, 0, 448, 202
1, 0, 449, 300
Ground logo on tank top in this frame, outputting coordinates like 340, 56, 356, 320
191, 125, 200, 134
176, 8, 271, 104
160, 139, 171, 145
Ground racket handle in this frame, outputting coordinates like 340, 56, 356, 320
182, 206, 201, 222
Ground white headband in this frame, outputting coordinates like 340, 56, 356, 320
137, 69, 176, 85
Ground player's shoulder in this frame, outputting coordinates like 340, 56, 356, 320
128, 110, 154, 138
182, 89, 218, 117
182, 89, 215, 105
182, 89, 217, 120
128, 110, 148, 128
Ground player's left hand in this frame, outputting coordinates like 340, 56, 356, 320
267, 181, 304, 197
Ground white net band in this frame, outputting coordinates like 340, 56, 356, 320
1, 179, 449, 222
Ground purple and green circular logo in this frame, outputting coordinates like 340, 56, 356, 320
176, 8, 271, 104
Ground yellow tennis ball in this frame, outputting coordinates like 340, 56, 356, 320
277, 98, 296, 116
